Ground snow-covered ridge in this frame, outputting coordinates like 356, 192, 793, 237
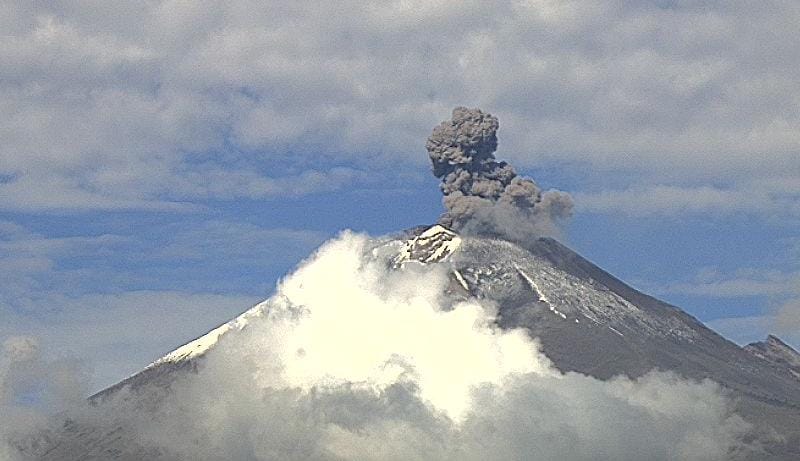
393, 224, 461, 266
389, 226, 698, 340
453, 238, 700, 342
145, 302, 267, 369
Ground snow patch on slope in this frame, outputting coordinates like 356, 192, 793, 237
515, 264, 567, 320
453, 269, 470, 291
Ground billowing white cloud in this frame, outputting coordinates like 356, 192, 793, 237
1, 0, 799, 211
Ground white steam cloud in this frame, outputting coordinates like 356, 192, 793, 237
5, 233, 751, 460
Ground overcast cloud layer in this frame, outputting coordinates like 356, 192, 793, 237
1, 0, 799, 214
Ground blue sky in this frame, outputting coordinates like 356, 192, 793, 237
1, 0, 798, 392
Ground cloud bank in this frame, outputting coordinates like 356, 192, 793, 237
7, 232, 752, 460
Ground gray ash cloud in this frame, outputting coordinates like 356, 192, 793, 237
426, 107, 574, 241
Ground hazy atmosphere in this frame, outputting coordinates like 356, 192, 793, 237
1, 2, 799, 459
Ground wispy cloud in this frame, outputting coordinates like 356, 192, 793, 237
576, 180, 800, 218
669, 266, 800, 348
0, 219, 328, 304
775, 298, 800, 340
708, 300, 800, 349
665, 268, 800, 298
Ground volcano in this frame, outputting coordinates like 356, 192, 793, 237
25, 225, 800, 460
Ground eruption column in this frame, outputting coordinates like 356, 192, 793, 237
426, 107, 574, 241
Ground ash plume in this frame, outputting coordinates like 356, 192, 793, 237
427, 107, 574, 241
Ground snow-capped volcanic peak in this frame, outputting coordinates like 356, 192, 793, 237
393, 224, 461, 266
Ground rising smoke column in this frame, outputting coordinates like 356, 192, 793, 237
427, 107, 574, 241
